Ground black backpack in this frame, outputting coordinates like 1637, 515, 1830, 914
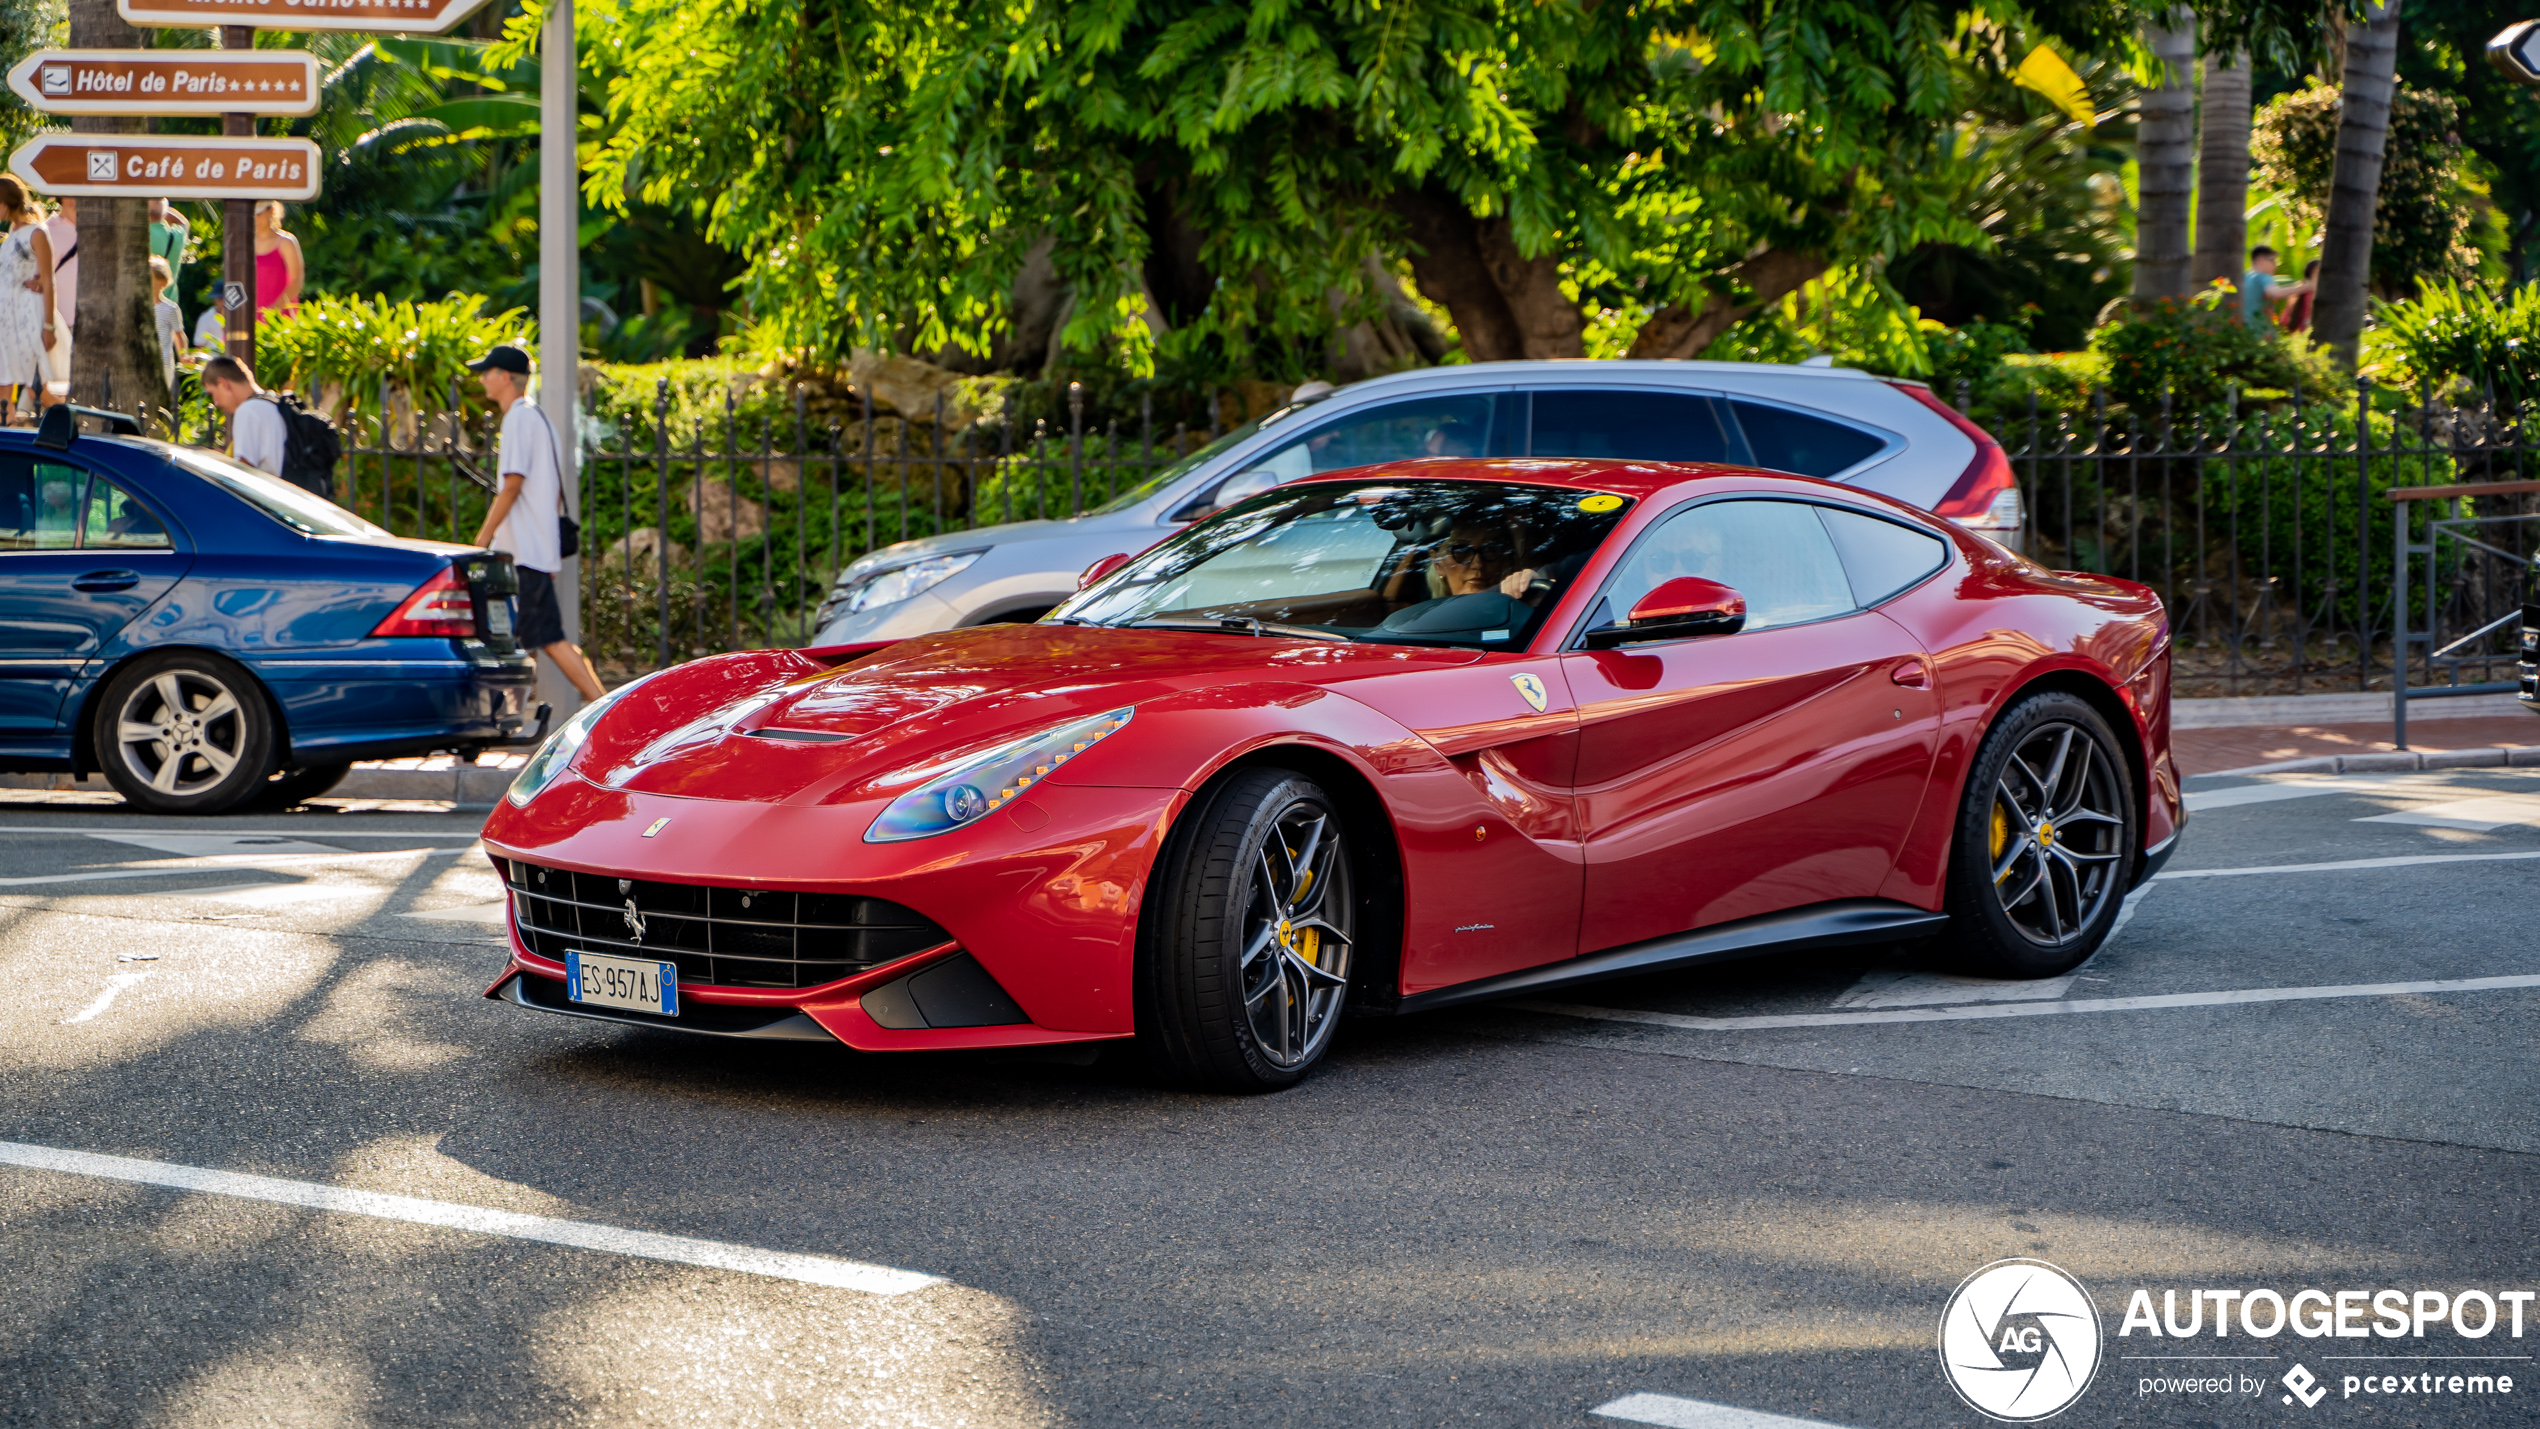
262, 393, 342, 499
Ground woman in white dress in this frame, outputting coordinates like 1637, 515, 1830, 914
0, 177, 59, 417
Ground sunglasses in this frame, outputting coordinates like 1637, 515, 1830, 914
1440, 541, 1512, 561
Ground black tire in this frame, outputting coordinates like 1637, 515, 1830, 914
1144, 769, 1356, 1092
91, 651, 278, 816
1936, 691, 2138, 977
256, 762, 353, 809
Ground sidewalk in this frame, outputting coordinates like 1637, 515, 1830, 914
2175, 715, 2540, 778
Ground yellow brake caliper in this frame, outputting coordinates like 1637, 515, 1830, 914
1989, 801, 2010, 878
1287, 848, 1316, 966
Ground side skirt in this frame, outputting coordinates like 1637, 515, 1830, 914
1395, 899, 1950, 1016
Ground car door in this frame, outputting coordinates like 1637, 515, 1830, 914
1557, 497, 1942, 953
0, 455, 188, 736
1168, 391, 1517, 521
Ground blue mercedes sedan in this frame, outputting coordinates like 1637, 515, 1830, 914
0, 409, 539, 814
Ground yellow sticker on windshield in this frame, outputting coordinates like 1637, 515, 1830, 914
1578, 494, 1624, 513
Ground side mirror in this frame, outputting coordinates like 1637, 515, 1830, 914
1078, 552, 1132, 591
1583, 576, 1747, 648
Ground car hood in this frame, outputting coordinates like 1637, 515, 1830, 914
839, 513, 1156, 579
574, 623, 1481, 806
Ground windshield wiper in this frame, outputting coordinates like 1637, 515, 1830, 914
1123, 616, 1352, 642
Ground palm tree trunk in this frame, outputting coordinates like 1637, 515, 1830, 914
65, 0, 169, 421
2312, 0, 2403, 364
2133, 9, 2198, 300
2191, 51, 2253, 293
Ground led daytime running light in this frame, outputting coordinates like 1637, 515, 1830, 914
864, 706, 1134, 843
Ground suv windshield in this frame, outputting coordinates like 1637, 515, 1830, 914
166, 445, 385, 538
1088, 417, 1270, 515
1051, 476, 1633, 649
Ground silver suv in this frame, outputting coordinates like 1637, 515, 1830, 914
807, 359, 2019, 645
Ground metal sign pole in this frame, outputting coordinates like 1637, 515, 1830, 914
537, 0, 583, 703
220, 24, 250, 370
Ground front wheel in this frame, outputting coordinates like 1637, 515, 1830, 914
1144, 770, 1355, 1092
1937, 692, 2137, 977
92, 652, 277, 815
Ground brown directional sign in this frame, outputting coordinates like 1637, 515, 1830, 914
10, 134, 321, 201
118, 0, 493, 32
6, 49, 320, 117
120, 0, 495, 32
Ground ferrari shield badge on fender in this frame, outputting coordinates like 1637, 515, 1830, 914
1509, 673, 1549, 712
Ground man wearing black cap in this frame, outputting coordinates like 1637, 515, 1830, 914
469, 344, 604, 702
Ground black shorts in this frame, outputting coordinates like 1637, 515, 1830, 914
515, 566, 566, 649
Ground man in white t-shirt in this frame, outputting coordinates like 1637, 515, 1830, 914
201, 355, 288, 477
469, 344, 604, 701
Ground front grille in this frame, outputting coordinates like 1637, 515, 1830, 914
501, 859, 952, 990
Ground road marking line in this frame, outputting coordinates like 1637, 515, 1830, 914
2182, 770, 2540, 813
85, 833, 348, 857
2158, 849, 2540, 879
0, 847, 463, 890
0, 1140, 942, 1296
2356, 793, 2540, 831
1830, 966, 2076, 1010
61, 972, 150, 1024
1592, 1392, 1856, 1428
399, 902, 506, 925
1517, 973, 2540, 1032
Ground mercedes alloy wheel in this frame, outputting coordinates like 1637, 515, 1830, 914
93, 652, 276, 815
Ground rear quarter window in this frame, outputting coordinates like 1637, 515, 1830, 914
1730, 401, 1886, 478
1817, 505, 1949, 606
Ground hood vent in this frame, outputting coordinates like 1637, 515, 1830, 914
741, 728, 853, 744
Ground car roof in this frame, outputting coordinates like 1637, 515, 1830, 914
1281, 455, 1903, 505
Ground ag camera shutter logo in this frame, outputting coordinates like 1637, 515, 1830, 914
1940, 1258, 2104, 1421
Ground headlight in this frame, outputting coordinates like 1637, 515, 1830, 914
824, 550, 985, 622
864, 706, 1134, 843
506, 676, 654, 807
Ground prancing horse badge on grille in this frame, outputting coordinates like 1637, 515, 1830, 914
1509, 673, 1549, 712
621, 899, 647, 943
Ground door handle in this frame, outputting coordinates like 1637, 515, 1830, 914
1890, 659, 1931, 688
72, 570, 139, 592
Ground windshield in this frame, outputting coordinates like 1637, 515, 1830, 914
169, 446, 387, 538
1051, 476, 1634, 649
1088, 416, 1270, 515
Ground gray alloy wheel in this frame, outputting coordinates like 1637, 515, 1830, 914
1939, 692, 2136, 977
93, 652, 276, 815
1146, 768, 1356, 1091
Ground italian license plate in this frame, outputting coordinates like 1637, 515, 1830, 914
487, 600, 514, 637
566, 950, 678, 1016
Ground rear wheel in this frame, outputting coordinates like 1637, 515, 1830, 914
1145, 770, 1355, 1092
93, 652, 277, 815
1937, 692, 2136, 977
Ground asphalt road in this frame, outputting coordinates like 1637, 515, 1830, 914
0, 768, 2533, 1428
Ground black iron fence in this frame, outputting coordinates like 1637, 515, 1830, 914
2001, 378, 2539, 701
177, 375, 2540, 700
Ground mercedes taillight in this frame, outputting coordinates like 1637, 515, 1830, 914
370, 565, 477, 638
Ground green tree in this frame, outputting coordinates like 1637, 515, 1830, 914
2252, 77, 2469, 294
585, 0, 2146, 373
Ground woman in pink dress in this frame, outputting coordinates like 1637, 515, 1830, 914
253, 200, 302, 317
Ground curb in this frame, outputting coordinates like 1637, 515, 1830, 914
2188, 746, 2540, 781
